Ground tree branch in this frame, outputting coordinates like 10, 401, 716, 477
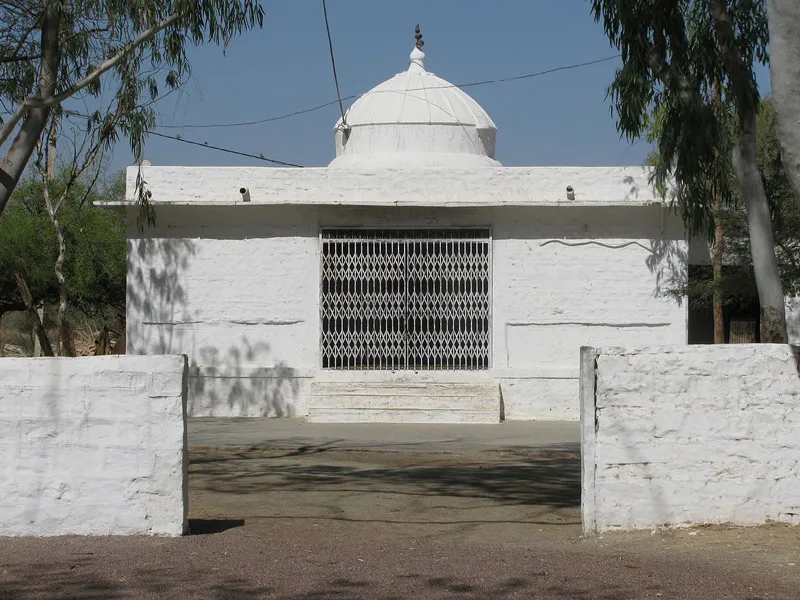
645, 45, 673, 87
0, 2, 62, 217
0, 53, 43, 63
0, 10, 185, 147
709, 0, 757, 112
13, 271, 54, 357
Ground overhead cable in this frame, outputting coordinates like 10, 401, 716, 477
157, 54, 621, 131
149, 131, 304, 167
322, 0, 348, 128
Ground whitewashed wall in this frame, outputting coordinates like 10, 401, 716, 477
581, 345, 800, 534
121, 165, 663, 206
126, 197, 685, 419
786, 297, 800, 344
127, 206, 318, 417
492, 204, 686, 419
0, 355, 188, 536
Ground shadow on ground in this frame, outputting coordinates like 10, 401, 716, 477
1, 443, 796, 600
0, 557, 644, 600
189, 444, 581, 510
188, 518, 245, 535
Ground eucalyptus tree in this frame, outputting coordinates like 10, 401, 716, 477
34, 106, 114, 355
767, 0, 800, 202
0, 0, 264, 219
670, 101, 800, 319
591, 0, 787, 342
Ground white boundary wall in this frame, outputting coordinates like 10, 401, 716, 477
581, 345, 800, 534
0, 355, 188, 536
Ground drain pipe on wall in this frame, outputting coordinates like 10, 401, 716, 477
239, 188, 251, 202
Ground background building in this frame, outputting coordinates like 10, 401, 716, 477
115, 39, 687, 422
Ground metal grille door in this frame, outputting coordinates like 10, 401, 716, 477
321, 229, 490, 370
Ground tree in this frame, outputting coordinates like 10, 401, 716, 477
0, 171, 126, 354
0, 184, 58, 319
646, 80, 729, 344
67, 172, 126, 319
675, 100, 800, 319
34, 99, 127, 354
767, 0, 800, 202
591, 0, 787, 343
0, 0, 264, 219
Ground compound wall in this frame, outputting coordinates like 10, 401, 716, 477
0, 355, 188, 536
581, 344, 800, 533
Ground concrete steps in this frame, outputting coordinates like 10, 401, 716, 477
308, 381, 501, 423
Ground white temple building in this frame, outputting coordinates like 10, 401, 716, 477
114, 34, 688, 422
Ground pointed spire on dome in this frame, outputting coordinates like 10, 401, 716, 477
409, 24, 426, 74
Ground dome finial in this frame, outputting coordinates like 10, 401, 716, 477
409, 24, 426, 73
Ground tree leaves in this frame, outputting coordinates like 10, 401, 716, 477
0, 171, 126, 316
0, 0, 265, 217
590, 1, 769, 236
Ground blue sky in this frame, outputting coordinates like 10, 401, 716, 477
110, 0, 771, 172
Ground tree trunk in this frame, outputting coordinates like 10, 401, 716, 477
712, 80, 725, 344
733, 107, 788, 343
0, 4, 61, 217
95, 326, 110, 355
767, 0, 800, 204
34, 305, 43, 357
13, 272, 54, 356
712, 196, 725, 344
61, 317, 76, 357
51, 214, 71, 355
41, 115, 74, 356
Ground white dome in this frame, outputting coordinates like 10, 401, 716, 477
329, 43, 501, 168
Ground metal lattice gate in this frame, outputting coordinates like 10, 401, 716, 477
321, 229, 491, 370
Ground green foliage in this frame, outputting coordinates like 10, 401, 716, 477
1, 1, 265, 137
0, 171, 126, 317
727, 102, 800, 295
0, 1, 264, 219
64, 172, 127, 316
675, 100, 800, 308
590, 0, 769, 236
0, 187, 58, 312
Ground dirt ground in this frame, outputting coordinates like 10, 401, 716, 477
1, 444, 798, 599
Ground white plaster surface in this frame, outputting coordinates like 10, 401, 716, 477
116, 165, 664, 207
125, 201, 686, 420
581, 344, 800, 534
0, 355, 188, 536
308, 382, 501, 423
336, 47, 496, 129
329, 45, 499, 168
786, 297, 800, 344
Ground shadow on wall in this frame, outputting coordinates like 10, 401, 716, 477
126, 231, 306, 417
622, 174, 640, 202
126, 236, 197, 355
190, 337, 300, 417
24, 359, 63, 533
648, 235, 688, 301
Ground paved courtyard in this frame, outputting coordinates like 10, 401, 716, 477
188, 417, 581, 452
0, 418, 798, 599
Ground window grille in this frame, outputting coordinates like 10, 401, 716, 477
320, 229, 490, 370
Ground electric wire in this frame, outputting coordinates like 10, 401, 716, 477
149, 131, 304, 167
157, 54, 621, 131
321, 0, 348, 128
149, 54, 622, 164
